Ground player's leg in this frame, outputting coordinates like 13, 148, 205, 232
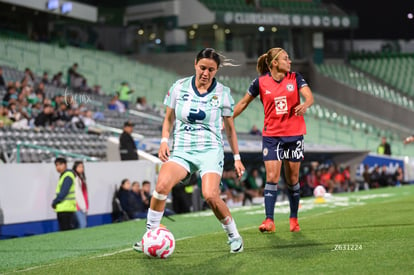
283, 160, 301, 232
146, 161, 188, 230
133, 161, 187, 252
259, 159, 282, 233
201, 172, 243, 253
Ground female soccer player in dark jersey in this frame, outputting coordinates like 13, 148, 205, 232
234, 47, 314, 233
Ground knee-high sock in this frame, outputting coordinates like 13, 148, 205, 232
264, 182, 278, 220
220, 216, 240, 240
146, 208, 164, 230
287, 182, 300, 218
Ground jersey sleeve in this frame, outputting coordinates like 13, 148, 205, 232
295, 72, 308, 89
163, 81, 178, 109
247, 77, 260, 97
221, 86, 234, 117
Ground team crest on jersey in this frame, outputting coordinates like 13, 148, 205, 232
286, 84, 294, 92
274, 96, 288, 115
209, 95, 219, 107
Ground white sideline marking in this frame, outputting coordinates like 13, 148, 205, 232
90, 236, 196, 259
91, 248, 131, 258
12, 263, 58, 273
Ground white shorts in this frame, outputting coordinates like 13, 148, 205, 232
169, 147, 224, 177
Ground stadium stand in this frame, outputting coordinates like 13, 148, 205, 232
349, 53, 414, 98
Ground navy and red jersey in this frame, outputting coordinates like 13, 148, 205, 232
248, 72, 308, 137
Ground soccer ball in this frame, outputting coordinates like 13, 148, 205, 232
142, 227, 175, 259
313, 185, 326, 198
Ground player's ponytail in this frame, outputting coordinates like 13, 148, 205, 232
257, 47, 285, 75
256, 53, 269, 75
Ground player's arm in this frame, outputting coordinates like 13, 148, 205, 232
295, 85, 314, 116
233, 93, 255, 119
223, 116, 245, 178
158, 106, 175, 162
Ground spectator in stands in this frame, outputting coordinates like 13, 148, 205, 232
119, 121, 138, 161
361, 164, 371, 190
92, 84, 102, 95
140, 180, 151, 211
67, 63, 84, 90
34, 104, 55, 127
133, 48, 245, 254
34, 82, 46, 100
393, 166, 403, 187
81, 110, 96, 127
117, 81, 134, 109
249, 124, 261, 135
233, 47, 314, 233
70, 108, 85, 129
41, 71, 49, 85
243, 168, 264, 204
2, 85, 18, 104
52, 71, 64, 87
377, 136, 391, 155
108, 92, 125, 113
53, 94, 65, 110
171, 177, 193, 214
379, 164, 393, 187
7, 102, 21, 122
73, 161, 89, 228
222, 169, 245, 208
0, 106, 13, 127
52, 157, 77, 231
135, 96, 150, 111
20, 68, 35, 87
55, 102, 71, 127
129, 181, 147, 219
117, 178, 134, 218
0, 67, 6, 87
369, 165, 381, 188
302, 165, 320, 197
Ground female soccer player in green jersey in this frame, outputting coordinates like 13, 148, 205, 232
134, 48, 245, 253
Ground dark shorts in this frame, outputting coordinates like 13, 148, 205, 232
262, 136, 304, 162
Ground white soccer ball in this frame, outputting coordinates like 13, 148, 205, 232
142, 227, 175, 259
313, 185, 326, 198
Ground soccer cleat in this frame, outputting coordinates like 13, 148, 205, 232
289, 217, 301, 232
259, 218, 276, 233
228, 237, 244, 253
133, 241, 143, 252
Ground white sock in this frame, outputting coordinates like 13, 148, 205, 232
146, 208, 164, 230
220, 216, 240, 240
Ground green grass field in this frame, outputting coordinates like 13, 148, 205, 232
1, 185, 414, 274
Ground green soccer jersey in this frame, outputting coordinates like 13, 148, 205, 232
163, 76, 234, 152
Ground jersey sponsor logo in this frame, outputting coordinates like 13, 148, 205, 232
274, 96, 288, 114
181, 94, 189, 101
209, 95, 220, 107
265, 90, 271, 95
275, 140, 304, 161
286, 84, 294, 92
187, 108, 206, 122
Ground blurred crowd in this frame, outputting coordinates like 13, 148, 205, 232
0, 65, 101, 130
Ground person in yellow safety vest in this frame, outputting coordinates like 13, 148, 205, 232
51, 157, 77, 231
118, 81, 134, 109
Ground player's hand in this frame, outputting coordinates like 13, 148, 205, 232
158, 142, 170, 162
234, 160, 245, 179
294, 104, 307, 116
